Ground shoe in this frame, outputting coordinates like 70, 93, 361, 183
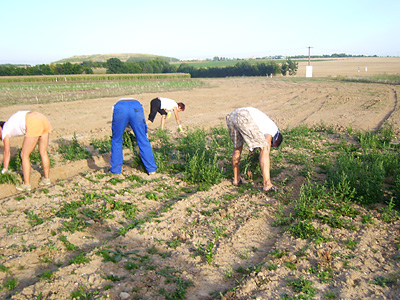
149, 172, 156, 175
16, 183, 32, 192
263, 185, 279, 192
232, 179, 245, 186
39, 178, 51, 186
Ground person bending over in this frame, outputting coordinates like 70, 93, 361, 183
226, 107, 283, 192
110, 98, 157, 175
1, 111, 52, 192
147, 97, 185, 131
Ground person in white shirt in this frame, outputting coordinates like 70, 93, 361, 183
226, 107, 283, 192
1, 111, 52, 192
147, 97, 185, 131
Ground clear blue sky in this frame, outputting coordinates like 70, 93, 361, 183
1, 0, 399, 65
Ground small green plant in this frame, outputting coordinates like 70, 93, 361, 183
381, 198, 399, 223
344, 239, 359, 250
58, 133, 92, 161
25, 211, 44, 226
370, 275, 396, 287
0, 172, 19, 184
286, 276, 316, 297
38, 270, 55, 282
288, 221, 322, 240
68, 252, 91, 265
270, 249, 287, 258
3, 278, 18, 290
167, 238, 181, 249
70, 284, 100, 299
90, 136, 111, 153
0, 264, 11, 274
284, 261, 297, 270
195, 241, 216, 265
324, 291, 337, 299
59, 235, 79, 251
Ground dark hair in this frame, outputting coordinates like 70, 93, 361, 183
272, 132, 283, 148
177, 102, 185, 111
0, 121, 5, 129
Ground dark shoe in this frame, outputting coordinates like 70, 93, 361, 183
263, 185, 278, 192
232, 179, 245, 186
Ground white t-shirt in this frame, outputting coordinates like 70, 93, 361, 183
1, 111, 29, 140
244, 107, 278, 136
159, 97, 178, 111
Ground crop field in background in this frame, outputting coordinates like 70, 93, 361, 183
0, 74, 200, 107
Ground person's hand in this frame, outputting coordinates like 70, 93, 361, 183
1, 168, 8, 175
178, 125, 183, 132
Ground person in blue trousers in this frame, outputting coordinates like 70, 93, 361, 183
110, 98, 157, 175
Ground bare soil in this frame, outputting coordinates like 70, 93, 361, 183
0, 57, 399, 299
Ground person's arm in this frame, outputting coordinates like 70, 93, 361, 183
232, 145, 243, 185
259, 134, 273, 191
2, 135, 11, 171
173, 107, 183, 132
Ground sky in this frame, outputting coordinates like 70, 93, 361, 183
1, 0, 399, 65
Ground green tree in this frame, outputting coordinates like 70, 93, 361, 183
287, 58, 298, 75
106, 58, 125, 74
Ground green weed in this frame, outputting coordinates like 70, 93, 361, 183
25, 211, 44, 226
58, 133, 92, 161
70, 284, 100, 300
286, 276, 316, 298
2, 278, 18, 290
195, 241, 216, 265
90, 136, 111, 154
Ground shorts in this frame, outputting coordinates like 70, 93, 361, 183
25, 112, 52, 137
226, 108, 267, 151
148, 98, 167, 122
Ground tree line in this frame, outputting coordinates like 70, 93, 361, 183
0, 58, 298, 78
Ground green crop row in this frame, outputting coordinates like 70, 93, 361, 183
0, 73, 190, 83
0, 79, 203, 107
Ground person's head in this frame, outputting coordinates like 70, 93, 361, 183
177, 102, 185, 112
272, 132, 283, 148
0, 121, 4, 139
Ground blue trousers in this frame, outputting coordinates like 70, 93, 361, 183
110, 100, 157, 174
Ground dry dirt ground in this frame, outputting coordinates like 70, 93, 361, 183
0, 58, 399, 299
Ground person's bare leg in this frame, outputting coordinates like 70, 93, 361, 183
20, 136, 39, 185
259, 146, 273, 191
232, 145, 243, 185
161, 115, 166, 130
38, 133, 50, 179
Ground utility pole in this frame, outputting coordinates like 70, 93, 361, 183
306, 47, 313, 77
308, 46, 313, 66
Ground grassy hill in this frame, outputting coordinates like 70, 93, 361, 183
55, 53, 179, 63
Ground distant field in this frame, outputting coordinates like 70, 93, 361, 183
297, 57, 400, 77
173, 57, 400, 77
